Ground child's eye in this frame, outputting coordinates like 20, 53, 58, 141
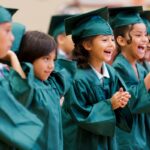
43, 57, 49, 61
102, 38, 108, 42
111, 38, 115, 42
135, 34, 141, 37
5, 28, 11, 34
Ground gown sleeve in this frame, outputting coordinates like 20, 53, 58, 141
0, 63, 43, 149
0, 86, 43, 150
113, 63, 150, 113
51, 59, 77, 97
6, 63, 34, 107
66, 80, 117, 137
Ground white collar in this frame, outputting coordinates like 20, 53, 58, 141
90, 63, 110, 80
58, 48, 67, 57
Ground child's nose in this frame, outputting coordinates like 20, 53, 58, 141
48, 62, 54, 70
142, 35, 148, 44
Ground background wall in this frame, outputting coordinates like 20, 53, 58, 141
1, 0, 73, 33
1, 0, 150, 33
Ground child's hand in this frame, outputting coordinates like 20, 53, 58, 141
1, 50, 16, 62
1, 50, 26, 79
111, 88, 131, 110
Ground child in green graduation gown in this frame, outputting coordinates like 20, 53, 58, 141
0, 6, 43, 150
61, 7, 133, 150
17, 30, 76, 150
110, 6, 150, 150
139, 11, 150, 72
49, 15, 74, 59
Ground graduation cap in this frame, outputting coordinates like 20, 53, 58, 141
140, 11, 150, 35
11, 22, 26, 53
6, 7, 18, 16
109, 6, 143, 29
65, 7, 113, 42
48, 14, 72, 39
0, 6, 17, 23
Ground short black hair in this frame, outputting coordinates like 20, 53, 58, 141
18, 31, 57, 63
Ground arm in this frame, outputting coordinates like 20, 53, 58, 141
66, 80, 117, 137
113, 64, 150, 113
0, 86, 43, 150
144, 72, 150, 90
2, 50, 26, 78
52, 59, 77, 97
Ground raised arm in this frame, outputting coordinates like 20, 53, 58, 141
1, 50, 26, 78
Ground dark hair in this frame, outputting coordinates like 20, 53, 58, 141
72, 36, 95, 68
113, 25, 133, 52
18, 31, 57, 63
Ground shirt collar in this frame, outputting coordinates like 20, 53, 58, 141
90, 63, 110, 80
58, 48, 67, 57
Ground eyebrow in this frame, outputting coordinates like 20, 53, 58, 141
132, 31, 147, 34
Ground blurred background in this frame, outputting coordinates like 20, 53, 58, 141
1, 0, 150, 33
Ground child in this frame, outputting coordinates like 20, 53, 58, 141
110, 6, 150, 149
0, 6, 43, 150
17, 30, 76, 150
49, 15, 75, 105
61, 7, 132, 150
140, 11, 150, 72
48, 15, 74, 59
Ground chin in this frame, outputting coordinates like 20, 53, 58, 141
139, 53, 145, 58
105, 57, 111, 62
42, 77, 48, 81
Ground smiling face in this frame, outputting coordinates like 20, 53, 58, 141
144, 35, 150, 61
0, 22, 14, 58
33, 50, 56, 81
119, 23, 148, 61
83, 35, 115, 64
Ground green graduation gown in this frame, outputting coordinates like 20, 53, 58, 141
0, 66, 43, 150
7, 59, 77, 150
141, 61, 150, 72
113, 53, 150, 150
62, 64, 133, 150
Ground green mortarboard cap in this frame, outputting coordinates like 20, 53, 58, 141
140, 11, 150, 35
109, 6, 143, 29
11, 22, 26, 53
0, 6, 12, 23
65, 7, 113, 42
48, 14, 72, 39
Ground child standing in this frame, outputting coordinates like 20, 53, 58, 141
61, 7, 132, 150
110, 6, 150, 149
0, 6, 43, 150
48, 15, 74, 59
140, 11, 150, 72
17, 31, 76, 150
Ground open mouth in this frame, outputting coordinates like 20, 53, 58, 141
138, 45, 145, 54
104, 50, 112, 55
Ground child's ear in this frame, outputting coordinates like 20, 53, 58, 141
56, 34, 65, 44
82, 41, 91, 51
116, 36, 127, 47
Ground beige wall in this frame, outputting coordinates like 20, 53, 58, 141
2, 0, 150, 33
1, 0, 73, 33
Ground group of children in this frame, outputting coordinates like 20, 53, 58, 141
0, 4, 150, 150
